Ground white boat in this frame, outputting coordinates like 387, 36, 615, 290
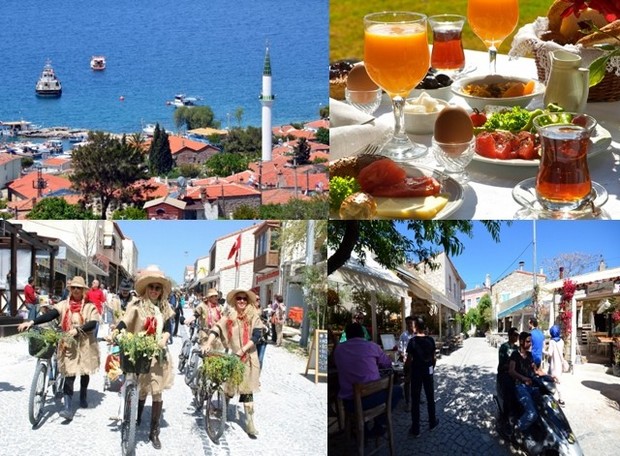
35, 59, 62, 97
90, 55, 106, 71
142, 124, 156, 136
168, 94, 199, 108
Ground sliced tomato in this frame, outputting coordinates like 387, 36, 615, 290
512, 131, 538, 160
358, 158, 407, 194
475, 131, 514, 159
475, 132, 498, 159
370, 176, 441, 197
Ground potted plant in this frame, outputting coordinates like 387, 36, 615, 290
613, 347, 620, 377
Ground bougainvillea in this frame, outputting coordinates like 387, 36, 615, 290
559, 279, 576, 335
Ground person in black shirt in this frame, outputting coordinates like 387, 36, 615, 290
405, 316, 439, 437
497, 327, 519, 422
508, 331, 546, 433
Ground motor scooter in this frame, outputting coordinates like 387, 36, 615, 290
494, 375, 583, 455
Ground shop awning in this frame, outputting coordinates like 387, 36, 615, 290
329, 260, 409, 300
395, 267, 433, 302
432, 289, 460, 312
498, 290, 533, 319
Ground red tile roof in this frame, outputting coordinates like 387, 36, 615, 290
42, 157, 71, 166
167, 135, 211, 155
261, 189, 312, 205
304, 119, 329, 130
0, 153, 21, 166
8, 172, 73, 200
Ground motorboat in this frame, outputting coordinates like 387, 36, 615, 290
167, 94, 199, 108
142, 124, 156, 136
90, 55, 106, 71
35, 59, 62, 97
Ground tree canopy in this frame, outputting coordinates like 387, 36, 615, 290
293, 137, 311, 165
315, 127, 329, 145
69, 131, 152, 219
148, 124, 174, 175
174, 106, 220, 130
542, 252, 603, 281
327, 221, 504, 275
27, 197, 96, 220
205, 152, 251, 177
221, 126, 262, 156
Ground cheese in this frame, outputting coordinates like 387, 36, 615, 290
374, 194, 450, 219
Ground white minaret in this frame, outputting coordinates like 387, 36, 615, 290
260, 43, 274, 162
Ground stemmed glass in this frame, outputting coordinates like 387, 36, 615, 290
364, 12, 430, 161
467, 0, 519, 74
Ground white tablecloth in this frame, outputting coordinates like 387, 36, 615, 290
332, 49, 620, 219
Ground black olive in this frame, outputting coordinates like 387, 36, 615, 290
435, 74, 453, 87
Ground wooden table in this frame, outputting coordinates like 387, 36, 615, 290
597, 336, 615, 365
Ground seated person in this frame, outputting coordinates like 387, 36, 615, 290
334, 322, 403, 435
508, 331, 546, 434
340, 312, 371, 342
497, 327, 519, 422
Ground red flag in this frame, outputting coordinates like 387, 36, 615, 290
228, 234, 242, 268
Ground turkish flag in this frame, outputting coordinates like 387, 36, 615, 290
228, 234, 242, 268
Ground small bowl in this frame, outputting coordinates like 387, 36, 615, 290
404, 98, 449, 135
451, 74, 545, 111
409, 85, 453, 101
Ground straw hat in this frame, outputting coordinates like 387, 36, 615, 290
134, 265, 171, 297
68, 276, 88, 289
206, 288, 219, 298
226, 289, 257, 307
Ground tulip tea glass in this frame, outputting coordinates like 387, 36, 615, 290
364, 12, 430, 161
429, 14, 466, 74
533, 113, 597, 211
467, 0, 518, 74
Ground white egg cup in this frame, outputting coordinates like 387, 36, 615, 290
432, 137, 475, 183
345, 87, 382, 115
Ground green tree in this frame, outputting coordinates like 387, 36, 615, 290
233, 204, 259, 219
111, 206, 148, 220
477, 294, 493, 332
221, 126, 262, 156
234, 107, 244, 127
21, 157, 34, 168
319, 105, 329, 119
174, 106, 220, 130
148, 124, 174, 175
205, 152, 250, 177
70, 131, 152, 219
27, 197, 96, 220
328, 221, 505, 275
257, 195, 328, 219
315, 127, 329, 145
177, 163, 202, 178
293, 137, 311, 165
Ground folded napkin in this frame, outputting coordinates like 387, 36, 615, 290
330, 98, 393, 161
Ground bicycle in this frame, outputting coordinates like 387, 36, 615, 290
27, 329, 65, 426
178, 321, 197, 374
197, 351, 228, 443
118, 353, 150, 456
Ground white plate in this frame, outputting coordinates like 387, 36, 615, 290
375, 163, 464, 220
512, 177, 609, 219
472, 124, 612, 167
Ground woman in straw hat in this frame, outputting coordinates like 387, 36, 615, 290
112, 266, 175, 450
18, 276, 100, 421
184, 288, 223, 350
202, 288, 265, 438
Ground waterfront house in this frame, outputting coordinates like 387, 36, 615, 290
0, 153, 22, 189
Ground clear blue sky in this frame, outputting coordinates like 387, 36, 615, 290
399, 221, 620, 289
116, 221, 260, 285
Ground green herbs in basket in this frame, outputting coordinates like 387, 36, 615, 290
201, 354, 245, 387
22, 328, 74, 358
115, 329, 163, 365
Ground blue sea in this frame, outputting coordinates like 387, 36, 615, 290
0, 0, 328, 134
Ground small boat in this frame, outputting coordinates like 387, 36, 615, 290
90, 55, 106, 71
68, 134, 87, 143
142, 124, 156, 136
167, 94, 199, 108
35, 59, 62, 97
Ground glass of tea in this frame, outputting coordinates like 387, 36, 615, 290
429, 14, 466, 74
533, 113, 597, 212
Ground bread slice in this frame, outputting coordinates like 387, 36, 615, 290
577, 19, 620, 47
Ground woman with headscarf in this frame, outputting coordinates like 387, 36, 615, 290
113, 266, 175, 449
202, 288, 264, 438
546, 324, 567, 406
18, 276, 100, 421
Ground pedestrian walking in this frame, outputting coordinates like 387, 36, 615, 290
252, 295, 268, 369
184, 288, 223, 351
24, 276, 38, 320
406, 316, 439, 437
172, 291, 183, 338
399, 316, 415, 411
17, 276, 100, 421
546, 325, 567, 406
112, 266, 175, 449
529, 317, 545, 369
202, 288, 264, 438
108, 279, 136, 326
270, 295, 280, 343
273, 295, 286, 347
87, 279, 105, 338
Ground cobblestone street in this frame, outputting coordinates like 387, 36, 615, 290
0, 326, 326, 456
329, 337, 620, 455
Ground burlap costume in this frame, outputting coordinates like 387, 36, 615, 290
109, 294, 137, 324
210, 307, 263, 395
195, 300, 224, 352
55, 299, 101, 376
119, 298, 175, 396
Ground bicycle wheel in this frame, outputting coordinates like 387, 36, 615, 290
121, 382, 138, 456
204, 383, 227, 443
178, 339, 191, 373
51, 356, 64, 399
28, 361, 47, 426
185, 351, 200, 386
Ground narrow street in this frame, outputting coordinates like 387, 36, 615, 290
329, 337, 620, 455
0, 326, 326, 456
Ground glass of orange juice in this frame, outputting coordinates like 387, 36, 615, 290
467, 0, 518, 74
364, 12, 430, 161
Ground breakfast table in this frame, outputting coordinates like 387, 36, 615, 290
331, 49, 620, 219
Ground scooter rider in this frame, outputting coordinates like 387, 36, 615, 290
497, 327, 519, 422
508, 331, 546, 435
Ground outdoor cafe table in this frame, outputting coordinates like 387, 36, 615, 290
332, 49, 620, 219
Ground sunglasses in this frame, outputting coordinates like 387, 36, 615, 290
235, 296, 248, 301
148, 284, 163, 291
70, 286, 83, 290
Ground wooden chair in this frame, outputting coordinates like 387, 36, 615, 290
343, 374, 395, 456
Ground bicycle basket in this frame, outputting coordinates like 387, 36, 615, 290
119, 351, 152, 374
28, 337, 55, 359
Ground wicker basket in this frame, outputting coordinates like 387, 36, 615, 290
28, 337, 55, 359
119, 351, 152, 374
534, 46, 620, 102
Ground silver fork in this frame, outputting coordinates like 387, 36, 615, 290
357, 142, 381, 156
